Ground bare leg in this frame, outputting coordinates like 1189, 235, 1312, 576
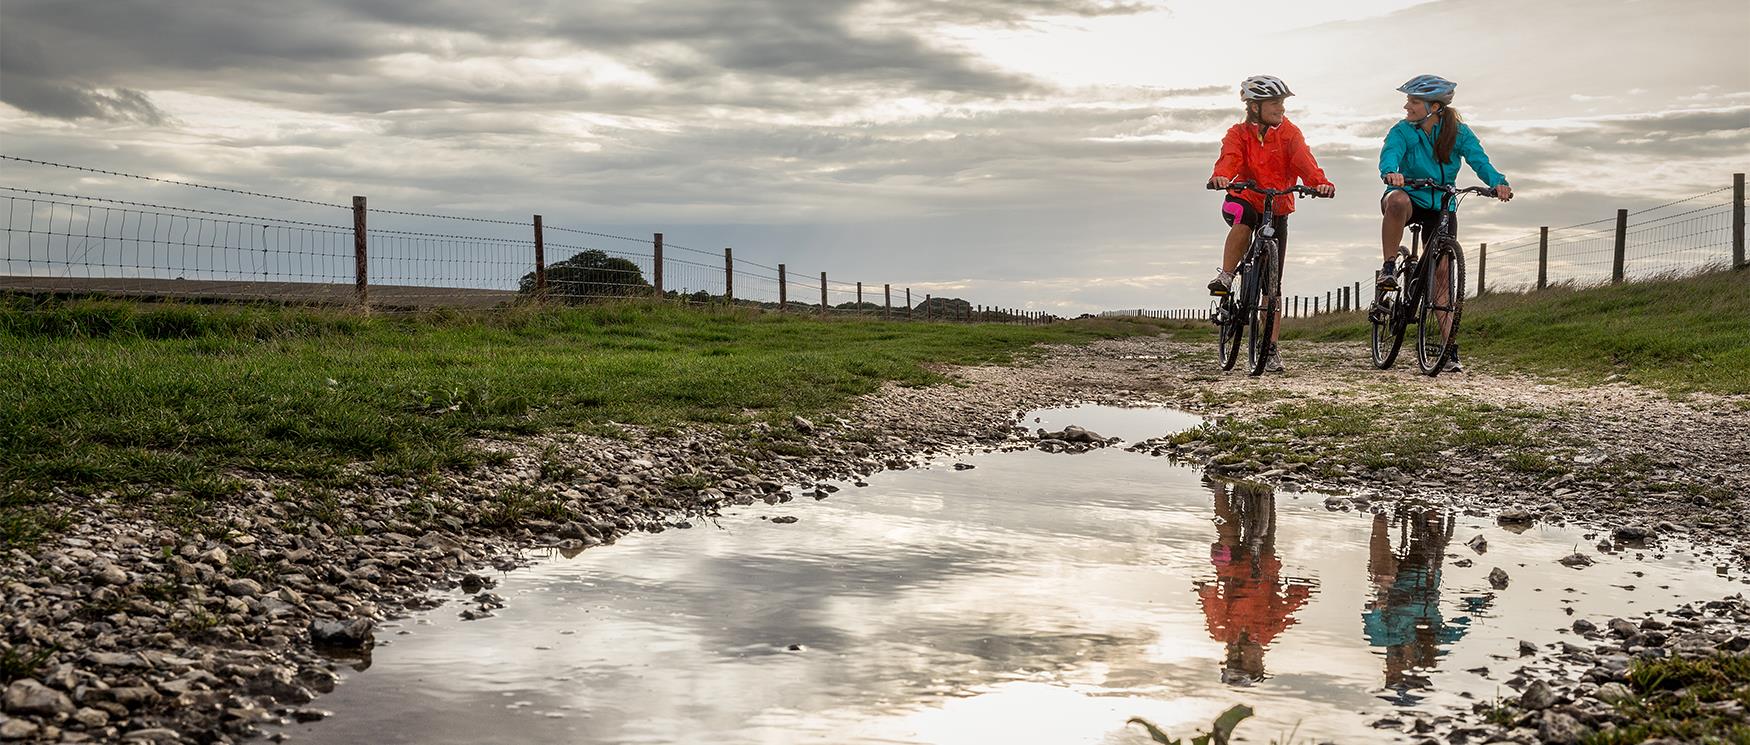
1221, 223, 1252, 273
1381, 192, 1412, 261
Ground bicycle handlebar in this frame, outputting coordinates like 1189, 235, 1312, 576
1206, 180, 1326, 198
1395, 178, 1497, 197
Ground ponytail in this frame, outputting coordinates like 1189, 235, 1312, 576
1433, 105, 1462, 163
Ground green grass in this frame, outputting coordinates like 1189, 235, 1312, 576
1182, 394, 1562, 479
1280, 267, 1750, 395
1580, 654, 1750, 744
0, 297, 1157, 547
0, 643, 56, 685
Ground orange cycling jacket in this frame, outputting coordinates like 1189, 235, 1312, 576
1209, 119, 1332, 217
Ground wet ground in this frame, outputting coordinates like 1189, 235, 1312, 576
277, 406, 1746, 744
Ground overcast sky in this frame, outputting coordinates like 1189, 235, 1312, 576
2, 0, 1747, 312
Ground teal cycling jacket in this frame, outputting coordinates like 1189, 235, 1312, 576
1378, 119, 1508, 211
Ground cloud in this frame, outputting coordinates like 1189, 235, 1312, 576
0, 78, 169, 125
0, 0, 1158, 123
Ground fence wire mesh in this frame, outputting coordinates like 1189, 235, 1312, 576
1, 157, 1052, 322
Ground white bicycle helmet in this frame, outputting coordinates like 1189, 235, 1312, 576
1239, 75, 1294, 101
1397, 74, 1456, 104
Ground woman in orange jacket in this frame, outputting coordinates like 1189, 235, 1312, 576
1207, 76, 1336, 372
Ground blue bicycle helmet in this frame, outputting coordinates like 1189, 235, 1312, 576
1396, 74, 1456, 104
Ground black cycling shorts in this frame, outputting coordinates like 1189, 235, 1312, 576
1381, 190, 1454, 243
1221, 195, 1288, 252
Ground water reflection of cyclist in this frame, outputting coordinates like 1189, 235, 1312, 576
1195, 480, 1317, 686
1363, 505, 1469, 693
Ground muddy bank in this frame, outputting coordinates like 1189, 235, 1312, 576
3, 335, 1748, 742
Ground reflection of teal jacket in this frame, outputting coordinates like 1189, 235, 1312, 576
1378, 120, 1508, 211
1361, 566, 1469, 648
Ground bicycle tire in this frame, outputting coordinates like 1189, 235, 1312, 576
1416, 238, 1465, 376
1217, 292, 1243, 370
1247, 240, 1279, 377
1370, 273, 1406, 369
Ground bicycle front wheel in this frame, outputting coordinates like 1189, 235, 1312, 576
1246, 241, 1279, 377
1415, 239, 1465, 376
1370, 275, 1406, 369
1217, 293, 1243, 371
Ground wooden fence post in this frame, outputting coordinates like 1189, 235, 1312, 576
856, 282, 863, 315
1477, 243, 1486, 297
724, 248, 734, 303
351, 196, 367, 307
653, 233, 664, 299
532, 215, 546, 297
924, 293, 931, 320
1733, 173, 1745, 268
884, 284, 891, 319
819, 272, 827, 317
1612, 208, 1628, 284
1353, 282, 1361, 310
905, 288, 912, 319
778, 263, 787, 310
1538, 226, 1549, 290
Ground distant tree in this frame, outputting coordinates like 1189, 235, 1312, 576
915, 296, 972, 316
521, 250, 650, 302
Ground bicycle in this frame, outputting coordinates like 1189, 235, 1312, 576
1207, 181, 1323, 376
1368, 178, 1496, 375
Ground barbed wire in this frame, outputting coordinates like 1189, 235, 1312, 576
369, 228, 535, 244
657, 240, 727, 261
542, 225, 649, 243
1622, 200, 1732, 230
1628, 185, 1733, 217
0, 186, 351, 231
0, 155, 349, 210
365, 207, 528, 226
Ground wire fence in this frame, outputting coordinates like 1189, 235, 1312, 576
1114, 174, 1747, 321
0, 156, 1053, 323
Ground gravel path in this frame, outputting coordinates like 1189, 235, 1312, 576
3, 335, 1746, 743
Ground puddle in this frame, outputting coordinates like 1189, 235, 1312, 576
278, 407, 1744, 744
1023, 404, 1203, 442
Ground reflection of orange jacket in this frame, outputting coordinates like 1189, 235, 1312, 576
1209, 119, 1332, 216
1198, 554, 1314, 647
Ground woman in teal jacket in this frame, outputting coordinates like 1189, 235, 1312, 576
1377, 74, 1512, 371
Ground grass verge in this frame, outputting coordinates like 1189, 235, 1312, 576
0, 297, 1159, 547
1280, 267, 1750, 396
1581, 653, 1750, 744
1172, 394, 1563, 479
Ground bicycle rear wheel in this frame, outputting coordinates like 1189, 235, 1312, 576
1246, 240, 1278, 377
1416, 239, 1465, 376
1370, 273, 1406, 369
